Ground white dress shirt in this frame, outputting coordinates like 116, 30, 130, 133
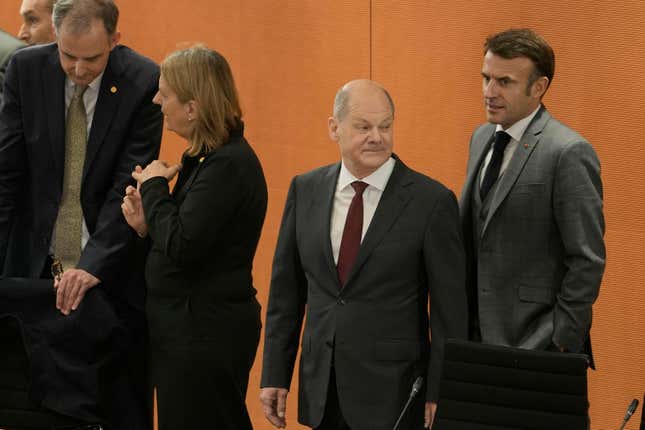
50, 74, 104, 255
479, 105, 541, 187
330, 157, 396, 264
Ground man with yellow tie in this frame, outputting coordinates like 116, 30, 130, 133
0, 0, 162, 427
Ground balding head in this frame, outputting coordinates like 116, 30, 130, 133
53, 0, 119, 36
333, 79, 395, 121
328, 79, 395, 179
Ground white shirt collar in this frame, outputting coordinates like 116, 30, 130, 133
337, 157, 396, 192
65, 71, 105, 94
495, 105, 541, 142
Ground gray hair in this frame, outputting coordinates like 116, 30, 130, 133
53, 0, 119, 35
333, 81, 395, 121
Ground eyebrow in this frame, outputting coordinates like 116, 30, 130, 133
352, 116, 393, 125
61, 50, 103, 61
482, 72, 516, 81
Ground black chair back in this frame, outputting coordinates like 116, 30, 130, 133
433, 339, 589, 430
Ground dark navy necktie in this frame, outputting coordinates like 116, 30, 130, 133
480, 131, 511, 200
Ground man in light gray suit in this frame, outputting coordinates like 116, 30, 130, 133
460, 29, 605, 365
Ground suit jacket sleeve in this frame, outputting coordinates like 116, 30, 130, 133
0, 32, 25, 104
552, 140, 605, 352
139, 143, 266, 270
0, 54, 27, 268
76, 71, 162, 284
260, 176, 307, 389
140, 157, 231, 268
424, 186, 468, 401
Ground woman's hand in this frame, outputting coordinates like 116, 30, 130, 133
121, 183, 148, 237
132, 160, 181, 185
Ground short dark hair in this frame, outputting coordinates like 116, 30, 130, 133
53, 0, 119, 36
484, 28, 555, 91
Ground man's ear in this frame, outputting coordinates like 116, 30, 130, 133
328, 116, 339, 141
109, 31, 121, 50
531, 76, 549, 100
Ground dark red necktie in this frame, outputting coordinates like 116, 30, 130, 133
337, 181, 368, 286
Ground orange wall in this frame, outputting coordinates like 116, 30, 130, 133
2, 1, 644, 429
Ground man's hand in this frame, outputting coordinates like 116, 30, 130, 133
131, 161, 180, 185
122, 183, 148, 237
425, 401, 437, 428
54, 269, 100, 315
259, 387, 289, 428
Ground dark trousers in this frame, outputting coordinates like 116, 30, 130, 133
315, 367, 351, 430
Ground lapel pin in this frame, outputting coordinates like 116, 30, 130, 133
199, 156, 205, 163
110, 86, 118, 94
524, 143, 529, 149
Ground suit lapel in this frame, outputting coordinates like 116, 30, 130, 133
83, 49, 122, 180
459, 126, 495, 219
317, 163, 341, 281
482, 106, 550, 233
171, 155, 201, 203
43, 49, 66, 186
343, 156, 413, 288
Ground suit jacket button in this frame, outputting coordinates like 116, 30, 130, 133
338, 298, 346, 305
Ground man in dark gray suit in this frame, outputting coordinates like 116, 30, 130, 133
460, 29, 605, 363
0, 29, 25, 103
260, 79, 467, 430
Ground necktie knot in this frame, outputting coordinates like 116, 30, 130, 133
494, 131, 511, 152
351, 181, 368, 195
72, 84, 88, 101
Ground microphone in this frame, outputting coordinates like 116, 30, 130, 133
618, 398, 639, 430
392, 376, 424, 430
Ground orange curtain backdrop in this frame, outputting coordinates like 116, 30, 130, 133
2, 1, 645, 429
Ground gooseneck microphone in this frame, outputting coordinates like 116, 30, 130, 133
618, 398, 639, 430
392, 376, 424, 430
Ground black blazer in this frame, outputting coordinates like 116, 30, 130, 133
140, 127, 268, 345
0, 43, 162, 310
0, 29, 25, 104
261, 156, 467, 430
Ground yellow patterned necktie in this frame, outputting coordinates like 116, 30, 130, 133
53, 84, 88, 271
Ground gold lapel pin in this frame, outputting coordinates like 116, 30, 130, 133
199, 156, 205, 163
110, 86, 118, 94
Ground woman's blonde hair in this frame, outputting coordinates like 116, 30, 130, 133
160, 45, 242, 156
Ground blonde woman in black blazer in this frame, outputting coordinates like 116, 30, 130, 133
122, 46, 267, 430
